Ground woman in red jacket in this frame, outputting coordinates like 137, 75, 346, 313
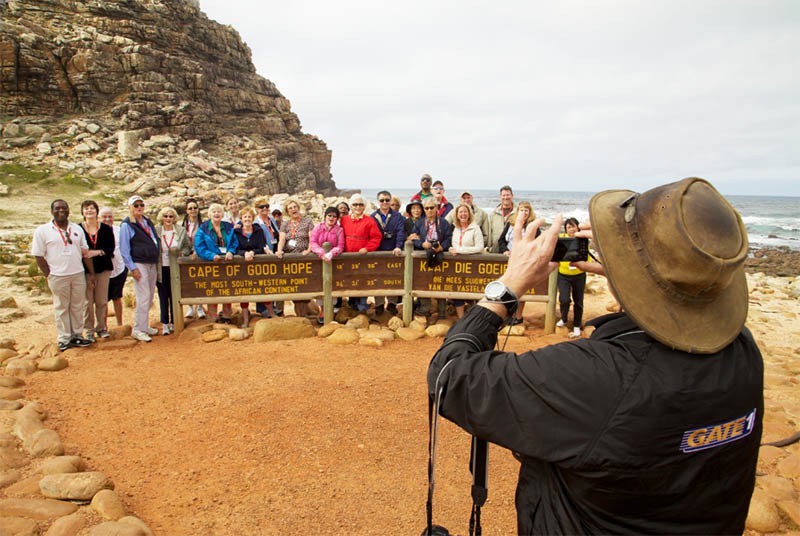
340, 194, 382, 313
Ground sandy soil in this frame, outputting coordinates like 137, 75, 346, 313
3, 269, 799, 535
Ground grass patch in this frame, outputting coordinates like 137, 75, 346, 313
0, 163, 51, 188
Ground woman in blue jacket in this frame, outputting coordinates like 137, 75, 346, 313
195, 202, 238, 323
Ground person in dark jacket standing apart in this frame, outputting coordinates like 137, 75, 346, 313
371, 190, 406, 315
428, 177, 763, 535
120, 195, 161, 342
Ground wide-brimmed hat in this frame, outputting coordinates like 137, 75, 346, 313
589, 177, 749, 354
406, 199, 423, 214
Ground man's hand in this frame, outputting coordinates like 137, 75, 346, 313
498, 215, 562, 298
131, 268, 142, 281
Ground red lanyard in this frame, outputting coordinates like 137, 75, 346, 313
162, 230, 175, 249
138, 220, 152, 238
83, 223, 98, 248
458, 228, 464, 247
289, 220, 300, 239
54, 222, 71, 246
426, 221, 437, 241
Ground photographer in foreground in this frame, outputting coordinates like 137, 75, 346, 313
428, 178, 763, 534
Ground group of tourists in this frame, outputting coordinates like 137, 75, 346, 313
32, 173, 588, 350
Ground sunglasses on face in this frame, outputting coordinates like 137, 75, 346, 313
378, 198, 391, 203
424, 206, 437, 210
257, 204, 269, 209
187, 206, 198, 210
133, 203, 144, 208
163, 215, 174, 218
352, 203, 365, 206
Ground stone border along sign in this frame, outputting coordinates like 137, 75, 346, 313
170, 245, 557, 333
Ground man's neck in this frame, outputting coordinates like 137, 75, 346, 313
54, 218, 69, 230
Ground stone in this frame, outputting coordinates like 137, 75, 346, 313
0, 338, 16, 350
396, 327, 425, 341
0, 386, 23, 400
87, 123, 102, 134
360, 328, 395, 342
0, 152, 16, 160
37, 142, 53, 155
345, 315, 370, 329
39, 471, 113, 500
408, 320, 427, 333
776, 453, 800, 478
74, 142, 92, 153
91, 489, 126, 520
317, 322, 342, 337
117, 516, 154, 536
387, 316, 405, 331
0, 348, 18, 362
777, 500, 800, 527
757, 474, 797, 501
0, 400, 23, 411
0, 296, 18, 308
499, 325, 526, 336
327, 328, 360, 345
3, 476, 41, 497
228, 328, 249, 341
4, 358, 38, 376
359, 337, 383, 347
0, 498, 79, 520
38, 355, 69, 372
40, 455, 85, 475
13, 404, 45, 443
253, 317, 316, 342
0, 469, 21, 488
44, 512, 86, 536
109, 325, 133, 340
425, 324, 451, 338
0, 517, 38, 535
0, 446, 27, 470
117, 131, 142, 159
201, 329, 227, 343
745, 488, 781, 532
24, 429, 65, 457
88, 521, 149, 536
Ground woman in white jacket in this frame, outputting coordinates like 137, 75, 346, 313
449, 204, 485, 318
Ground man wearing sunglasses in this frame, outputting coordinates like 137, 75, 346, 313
32, 199, 94, 351
371, 190, 406, 315
410, 173, 435, 203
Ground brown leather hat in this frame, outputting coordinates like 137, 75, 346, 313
589, 177, 749, 354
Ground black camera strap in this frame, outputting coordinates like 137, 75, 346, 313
469, 437, 489, 536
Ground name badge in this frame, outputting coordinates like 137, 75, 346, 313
288, 239, 297, 249
63, 246, 73, 256
219, 247, 227, 254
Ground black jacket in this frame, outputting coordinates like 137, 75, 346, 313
428, 309, 763, 535
81, 222, 115, 273
235, 225, 268, 255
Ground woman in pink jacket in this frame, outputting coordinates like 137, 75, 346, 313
310, 206, 345, 322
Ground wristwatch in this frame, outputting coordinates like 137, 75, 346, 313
484, 280, 518, 316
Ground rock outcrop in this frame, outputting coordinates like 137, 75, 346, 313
0, 0, 336, 196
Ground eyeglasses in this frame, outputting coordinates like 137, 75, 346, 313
187, 206, 198, 210
133, 203, 144, 208
257, 204, 269, 209
424, 206, 437, 210
352, 202, 365, 206
378, 198, 391, 203
163, 215, 174, 218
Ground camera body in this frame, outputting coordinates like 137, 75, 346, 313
551, 237, 589, 262
429, 239, 440, 250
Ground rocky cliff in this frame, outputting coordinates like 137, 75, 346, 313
0, 0, 337, 198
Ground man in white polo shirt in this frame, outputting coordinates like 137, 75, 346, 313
32, 199, 94, 351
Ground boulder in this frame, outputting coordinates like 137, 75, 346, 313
0, 376, 23, 388
0, 348, 18, 363
24, 429, 64, 457
40, 455, 85, 475
109, 325, 133, 340
0, 386, 23, 400
0, 516, 38, 535
317, 322, 342, 337
39, 471, 113, 500
345, 315, 370, 329
359, 337, 383, 347
387, 316, 405, 331
327, 328, 360, 345
396, 327, 425, 341
5, 358, 38, 376
44, 512, 87, 535
88, 521, 149, 536
37, 355, 69, 372
408, 320, 427, 333
0, 338, 16, 350
201, 329, 227, 343
117, 516, 154, 536
498, 325, 526, 336
0, 498, 79, 520
91, 489, 126, 520
253, 317, 316, 342
425, 324, 451, 338
228, 328, 249, 341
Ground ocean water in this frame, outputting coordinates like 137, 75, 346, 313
359, 188, 800, 252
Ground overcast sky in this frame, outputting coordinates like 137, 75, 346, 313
200, 0, 799, 196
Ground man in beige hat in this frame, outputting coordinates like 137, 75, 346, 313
428, 178, 762, 534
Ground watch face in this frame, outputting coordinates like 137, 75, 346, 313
485, 280, 505, 300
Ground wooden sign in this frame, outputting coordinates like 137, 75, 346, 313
332, 254, 404, 291
179, 257, 322, 299
412, 256, 547, 296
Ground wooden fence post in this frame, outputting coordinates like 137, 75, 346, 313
170, 250, 184, 334
322, 243, 333, 324
403, 241, 414, 326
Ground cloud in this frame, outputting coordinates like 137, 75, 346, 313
201, 0, 800, 195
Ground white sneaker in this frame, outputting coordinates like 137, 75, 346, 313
144, 326, 159, 335
556, 320, 565, 328
569, 327, 581, 338
162, 324, 172, 335
132, 330, 152, 342
185, 307, 195, 319
197, 308, 206, 319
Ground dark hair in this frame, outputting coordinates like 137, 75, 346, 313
500, 185, 513, 194
182, 197, 204, 228
80, 199, 99, 216
377, 190, 391, 199
337, 202, 349, 213
324, 206, 340, 219
50, 199, 68, 211
564, 217, 580, 233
